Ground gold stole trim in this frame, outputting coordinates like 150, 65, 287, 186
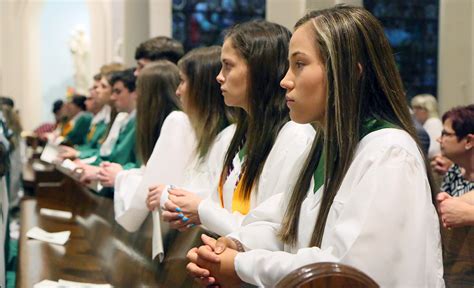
87, 124, 97, 142
61, 121, 73, 136
218, 171, 250, 215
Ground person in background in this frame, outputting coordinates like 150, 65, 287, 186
411, 93, 443, 158
59, 73, 111, 159
78, 69, 139, 186
34, 100, 67, 139
0, 97, 23, 208
436, 104, 474, 198
134, 36, 184, 76
62, 94, 92, 146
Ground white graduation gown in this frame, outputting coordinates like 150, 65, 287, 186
197, 121, 315, 236
114, 111, 196, 232
229, 128, 444, 287
160, 124, 237, 204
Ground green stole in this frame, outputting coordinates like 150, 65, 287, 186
66, 112, 93, 145
313, 119, 398, 193
77, 120, 107, 152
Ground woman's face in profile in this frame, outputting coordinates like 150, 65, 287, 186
176, 70, 191, 114
98, 76, 112, 105
280, 22, 327, 125
216, 39, 250, 113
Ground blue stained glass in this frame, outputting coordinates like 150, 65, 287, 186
172, 0, 266, 51
365, 0, 439, 100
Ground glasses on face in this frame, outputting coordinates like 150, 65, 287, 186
441, 130, 456, 138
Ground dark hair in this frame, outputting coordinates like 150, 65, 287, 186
442, 104, 474, 140
71, 95, 87, 111
110, 68, 137, 92
178, 46, 233, 160
220, 20, 291, 201
93, 73, 102, 81
135, 36, 184, 64
136, 61, 181, 163
52, 100, 64, 114
0, 97, 14, 108
278, 5, 436, 247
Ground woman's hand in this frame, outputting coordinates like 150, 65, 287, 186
97, 162, 123, 187
161, 188, 203, 231
78, 164, 101, 184
58, 145, 79, 160
430, 155, 452, 176
438, 194, 474, 228
146, 184, 166, 211
186, 234, 242, 287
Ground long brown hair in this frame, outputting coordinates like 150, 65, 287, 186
178, 46, 233, 160
136, 61, 181, 164
278, 5, 436, 247
221, 20, 291, 201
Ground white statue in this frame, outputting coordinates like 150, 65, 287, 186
69, 26, 90, 95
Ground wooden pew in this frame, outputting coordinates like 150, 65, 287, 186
441, 226, 474, 287
276, 262, 379, 288
18, 170, 204, 287
22, 159, 62, 195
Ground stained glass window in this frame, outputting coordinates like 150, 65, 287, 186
172, 0, 266, 51
364, 0, 439, 100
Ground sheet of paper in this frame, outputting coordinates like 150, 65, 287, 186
61, 159, 78, 171
40, 143, 60, 164
152, 210, 164, 262
39, 208, 73, 220
34, 279, 113, 288
33, 279, 61, 288
58, 279, 113, 287
26, 227, 71, 245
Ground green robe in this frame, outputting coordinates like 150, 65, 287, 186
76, 120, 107, 158
65, 112, 93, 145
91, 116, 139, 169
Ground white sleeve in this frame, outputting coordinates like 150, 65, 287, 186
116, 112, 197, 232
198, 123, 313, 237
114, 168, 144, 231
234, 146, 442, 287
227, 192, 286, 252
198, 195, 244, 236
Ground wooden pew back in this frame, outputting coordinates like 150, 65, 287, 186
19, 169, 202, 287
276, 262, 379, 288
441, 226, 474, 287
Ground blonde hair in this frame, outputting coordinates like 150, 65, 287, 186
411, 94, 439, 118
99, 62, 124, 76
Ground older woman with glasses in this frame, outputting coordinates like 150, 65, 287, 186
436, 104, 474, 198
435, 104, 473, 229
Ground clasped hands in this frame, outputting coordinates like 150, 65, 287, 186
146, 185, 203, 231
186, 234, 242, 287
436, 191, 474, 228
75, 161, 123, 187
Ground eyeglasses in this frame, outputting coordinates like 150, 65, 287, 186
441, 130, 456, 137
